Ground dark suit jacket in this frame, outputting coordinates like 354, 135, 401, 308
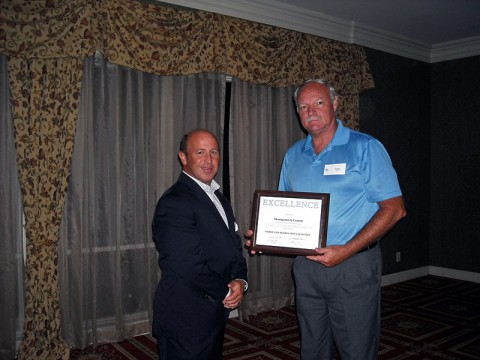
152, 172, 248, 340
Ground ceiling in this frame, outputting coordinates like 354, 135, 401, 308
276, 0, 480, 45
159, 0, 480, 62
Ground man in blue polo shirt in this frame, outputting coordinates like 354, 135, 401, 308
278, 79, 406, 359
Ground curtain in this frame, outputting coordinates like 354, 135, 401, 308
0, 54, 24, 360
58, 52, 226, 347
2, 1, 373, 355
229, 78, 306, 318
8, 56, 84, 360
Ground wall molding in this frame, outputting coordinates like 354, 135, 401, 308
431, 36, 480, 63
159, 0, 480, 63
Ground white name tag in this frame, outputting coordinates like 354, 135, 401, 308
324, 163, 346, 175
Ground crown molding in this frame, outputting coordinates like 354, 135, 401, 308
351, 23, 431, 62
430, 36, 480, 63
158, 0, 480, 63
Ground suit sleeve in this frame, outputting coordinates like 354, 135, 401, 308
229, 232, 248, 284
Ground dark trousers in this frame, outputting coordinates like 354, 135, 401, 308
293, 246, 382, 360
156, 323, 225, 360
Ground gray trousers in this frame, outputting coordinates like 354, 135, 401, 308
293, 246, 382, 360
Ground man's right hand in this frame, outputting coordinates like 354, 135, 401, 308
244, 229, 258, 255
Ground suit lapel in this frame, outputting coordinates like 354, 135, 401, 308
216, 190, 236, 236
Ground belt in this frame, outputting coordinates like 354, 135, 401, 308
357, 241, 378, 254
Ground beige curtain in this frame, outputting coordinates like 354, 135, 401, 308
58, 52, 227, 347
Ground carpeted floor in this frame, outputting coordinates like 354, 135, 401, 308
70, 275, 480, 359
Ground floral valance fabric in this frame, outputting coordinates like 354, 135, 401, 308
1, 0, 374, 90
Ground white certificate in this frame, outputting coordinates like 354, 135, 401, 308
250, 190, 330, 255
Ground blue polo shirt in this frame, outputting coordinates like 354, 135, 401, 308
278, 120, 402, 246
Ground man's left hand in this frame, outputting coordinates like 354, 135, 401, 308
306, 245, 351, 267
223, 280, 245, 309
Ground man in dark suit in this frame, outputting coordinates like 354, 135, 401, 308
152, 129, 248, 360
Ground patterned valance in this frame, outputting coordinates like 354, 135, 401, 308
1, 0, 373, 90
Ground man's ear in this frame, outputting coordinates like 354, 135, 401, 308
333, 96, 339, 112
178, 151, 187, 165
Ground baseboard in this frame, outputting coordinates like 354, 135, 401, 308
427, 266, 480, 283
381, 266, 480, 286
381, 267, 430, 286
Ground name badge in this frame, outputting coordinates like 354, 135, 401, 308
324, 163, 346, 175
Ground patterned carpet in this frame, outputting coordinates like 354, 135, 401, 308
70, 275, 480, 359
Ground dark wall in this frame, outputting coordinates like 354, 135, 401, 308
360, 49, 480, 275
430, 56, 480, 272
360, 48, 431, 275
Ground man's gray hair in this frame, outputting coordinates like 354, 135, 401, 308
293, 79, 337, 110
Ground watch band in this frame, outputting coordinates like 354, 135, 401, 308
236, 279, 248, 292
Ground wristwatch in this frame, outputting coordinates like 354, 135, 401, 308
236, 279, 248, 292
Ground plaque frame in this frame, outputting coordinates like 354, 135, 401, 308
249, 190, 329, 256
